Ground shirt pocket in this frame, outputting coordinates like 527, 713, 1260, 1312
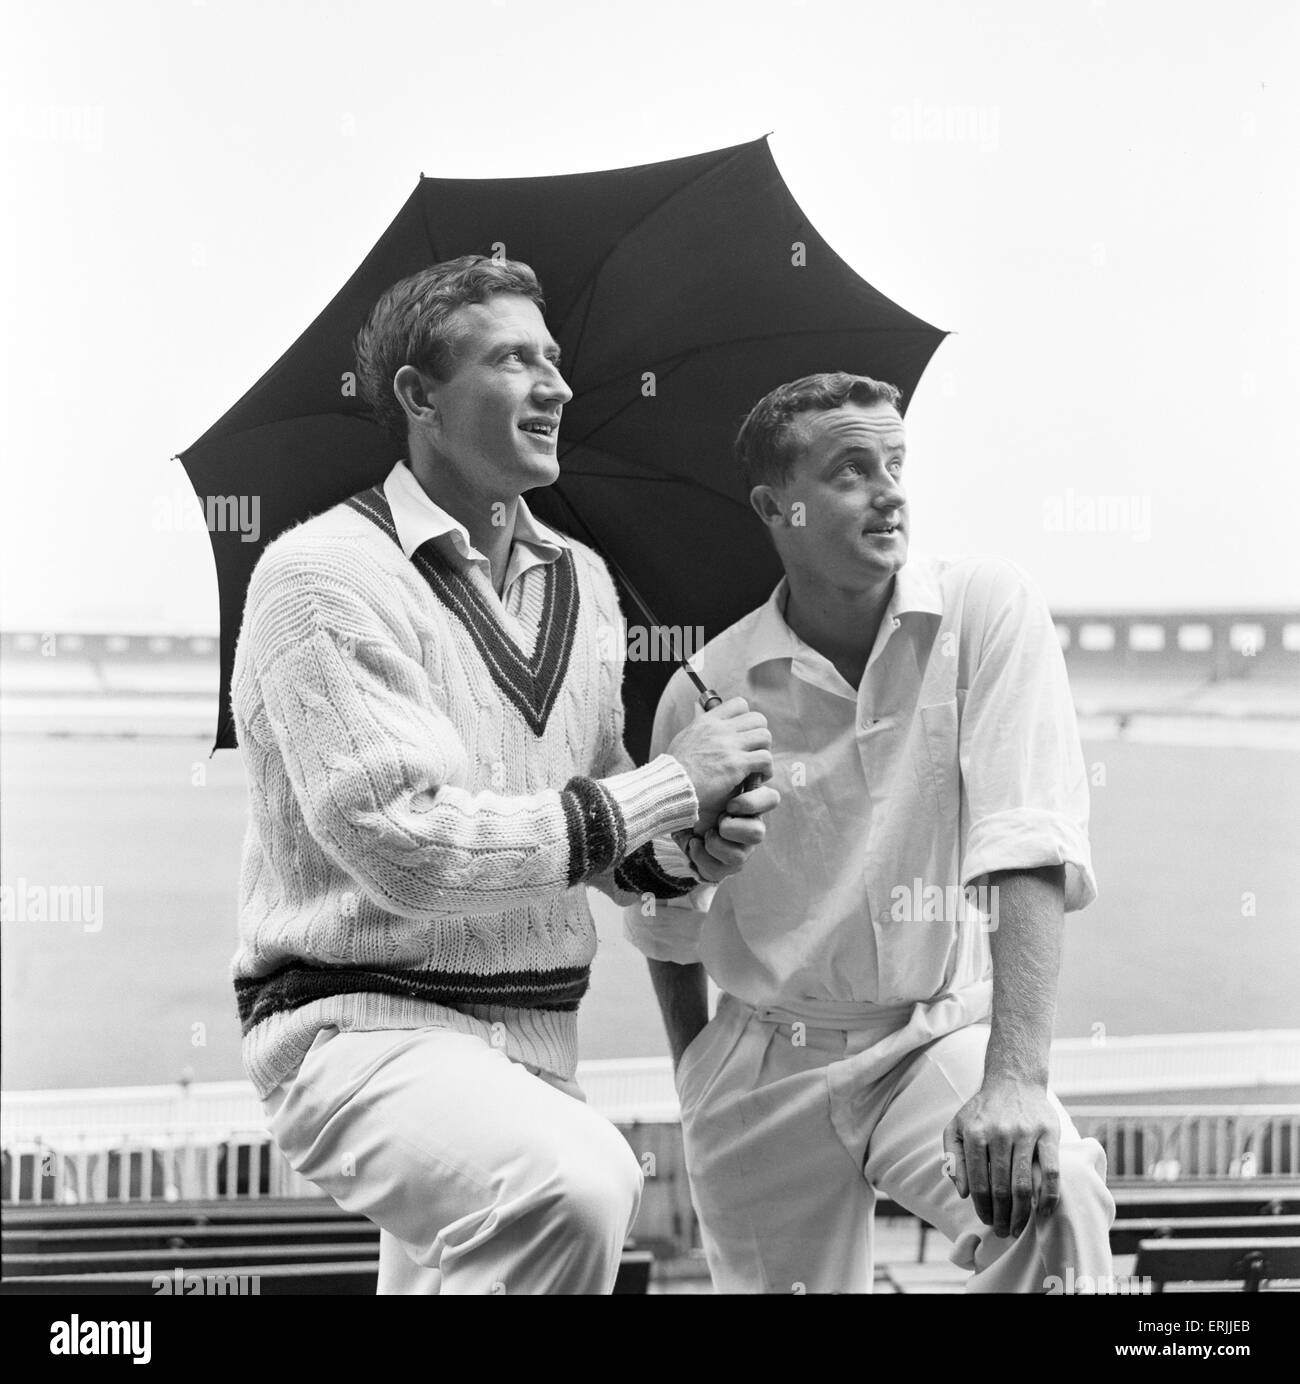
918, 696, 960, 819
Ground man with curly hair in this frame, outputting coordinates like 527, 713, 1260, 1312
230, 255, 778, 1294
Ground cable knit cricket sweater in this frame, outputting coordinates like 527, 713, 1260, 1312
230, 483, 701, 1099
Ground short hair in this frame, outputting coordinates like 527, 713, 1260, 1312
354, 254, 547, 443
734, 372, 903, 490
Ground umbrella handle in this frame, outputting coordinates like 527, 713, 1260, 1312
698, 688, 765, 811
672, 688, 766, 879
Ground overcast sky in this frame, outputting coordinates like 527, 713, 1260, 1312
2, 0, 1296, 633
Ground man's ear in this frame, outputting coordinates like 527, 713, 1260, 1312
749, 485, 785, 529
393, 364, 437, 433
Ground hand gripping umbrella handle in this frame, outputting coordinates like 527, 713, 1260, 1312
698, 686, 764, 807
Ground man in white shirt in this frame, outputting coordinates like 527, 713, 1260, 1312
626, 372, 1115, 1293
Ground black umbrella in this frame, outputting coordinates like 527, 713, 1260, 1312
179, 136, 946, 757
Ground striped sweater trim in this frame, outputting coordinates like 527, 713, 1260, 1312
236, 960, 590, 1033
344, 485, 579, 737
613, 841, 699, 900
559, 775, 626, 885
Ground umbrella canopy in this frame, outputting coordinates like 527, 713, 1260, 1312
180, 136, 946, 756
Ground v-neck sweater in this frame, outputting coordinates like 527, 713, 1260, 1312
229, 484, 699, 1098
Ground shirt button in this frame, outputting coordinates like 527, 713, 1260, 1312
891, 617, 901, 628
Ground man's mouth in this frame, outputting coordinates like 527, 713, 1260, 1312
518, 419, 558, 438
864, 522, 900, 536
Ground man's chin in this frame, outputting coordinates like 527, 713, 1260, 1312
521, 460, 561, 491
860, 534, 908, 571
505, 452, 560, 491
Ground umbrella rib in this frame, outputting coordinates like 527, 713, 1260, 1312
543, 486, 668, 635
179, 408, 389, 458
560, 347, 698, 459
562, 140, 760, 381
560, 350, 742, 505
556, 452, 750, 508
558, 352, 757, 508
554, 321, 944, 504
558, 470, 698, 483
573, 323, 942, 401
419, 182, 449, 267
557, 465, 751, 511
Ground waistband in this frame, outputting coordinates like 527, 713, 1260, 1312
737, 994, 918, 1030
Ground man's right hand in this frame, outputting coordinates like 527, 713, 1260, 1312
666, 697, 773, 835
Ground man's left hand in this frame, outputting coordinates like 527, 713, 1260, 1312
673, 783, 779, 885
942, 1078, 1061, 1239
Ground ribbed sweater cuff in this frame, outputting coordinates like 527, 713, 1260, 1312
602, 752, 698, 853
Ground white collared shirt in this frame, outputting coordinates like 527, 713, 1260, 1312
383, 460, 569, 600
625, 552, 1097, 1012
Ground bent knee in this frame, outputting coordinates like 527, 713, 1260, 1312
1055, 1137, 1115, 1224
511, 1126, 643, 1243
552, 1137, 643, 1235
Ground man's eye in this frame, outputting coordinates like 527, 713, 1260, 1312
503, 350, 523, 362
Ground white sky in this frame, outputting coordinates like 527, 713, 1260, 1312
2, 0, 1296, 633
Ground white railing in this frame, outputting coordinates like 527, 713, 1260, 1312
5, 1036, 1299, 1205
1, 1127, 321, 1206
1, 1135, 319, 1206
1072, 1106, 1300, 1183
6, 1108, 1297, 1208
1, 1079, 313, 1205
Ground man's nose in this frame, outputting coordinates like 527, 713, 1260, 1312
537, 362, 573, 407
875, 475, 906, 509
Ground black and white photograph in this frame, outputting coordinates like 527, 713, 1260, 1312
2, 0, 1297, 1356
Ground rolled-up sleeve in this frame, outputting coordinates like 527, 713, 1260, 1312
623, 669, 715, 962
957, 562, 1098, 912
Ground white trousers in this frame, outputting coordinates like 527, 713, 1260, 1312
264, 1025, 643, 1294
677, 994, 1116, 1293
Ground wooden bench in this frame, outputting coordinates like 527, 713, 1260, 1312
4, 1220, 380, 1256
3, 1196, 363, 1230
0, 1250, 654, 1295
874, 1182, 1298, 1266
1134, 1236, 1300, 1292
5, 1241, 379, 1276
1111, 1214, 1300, 1256
0, 1261, 382, 1295
1, 1199, 655, 1294
1110, 1180, 1297, 1219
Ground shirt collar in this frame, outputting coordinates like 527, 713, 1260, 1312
744, 557, 944, 671
382, 460, 570, 565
